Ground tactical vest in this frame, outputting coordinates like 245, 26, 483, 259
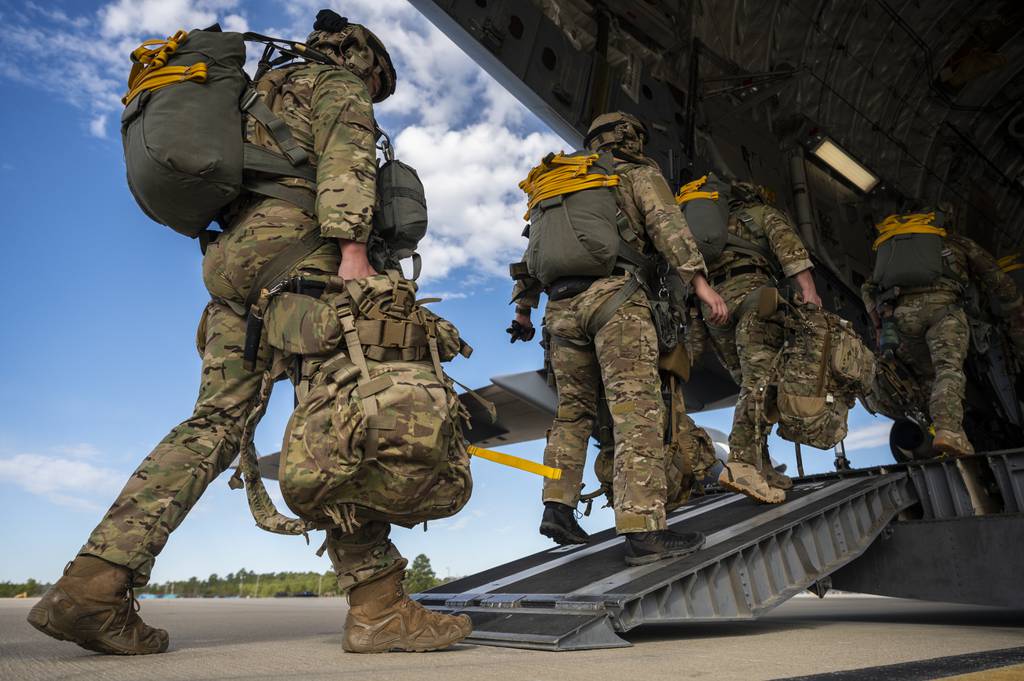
771, 304, 875, 449
233, 273, 474, 534
871, 212, 949, 292
518, 150, 647, 286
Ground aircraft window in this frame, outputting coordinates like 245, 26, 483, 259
542, 47, 557, 71
509, 15, 524, 39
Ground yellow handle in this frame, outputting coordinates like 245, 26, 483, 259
467, 445, 563, 480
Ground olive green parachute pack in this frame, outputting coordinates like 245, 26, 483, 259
768, 302, 876, 450
231, 273, 474, 536
871, 211, 951, 292
517, 150, 648, 286
120, 28, 428, 273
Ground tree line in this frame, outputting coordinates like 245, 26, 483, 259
2, 554, 446, 599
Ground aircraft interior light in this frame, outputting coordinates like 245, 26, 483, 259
810, 137, 879, 193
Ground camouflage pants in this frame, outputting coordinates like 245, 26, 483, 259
81, 198, 338, 586
542, 276, 667, 533
705, 275, 784, 469
892, 293, 969, 433
324, 521, 404, 595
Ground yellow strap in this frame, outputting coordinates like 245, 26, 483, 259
674, 175, 719, 205
998, 254, 1024, 273
123, 63, 208, 105
519, 153, 619, 218
872, 212, 947, 251
467, 445, 562, 480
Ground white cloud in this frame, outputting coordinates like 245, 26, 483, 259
53, 443, 102, 459
0, 453, 123, 511
842, 422, 892, 451
89, 114, 108, 139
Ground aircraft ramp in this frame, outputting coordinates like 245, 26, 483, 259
416, 473, 916, 650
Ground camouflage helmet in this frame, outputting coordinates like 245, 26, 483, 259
306, 10, 397, 103
583, 111, 649, 153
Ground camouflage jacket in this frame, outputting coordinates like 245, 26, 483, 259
862, 234, 1023, 314
710, 202, 813, 279
228, 62, 378, 243
512, 153, 708, 308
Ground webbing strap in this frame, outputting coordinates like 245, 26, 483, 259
467, 445, 562, 479
340, 313, 382, 462
242, 88, 309, 166
355, 319, 428, 349
675, 175, 719, 205
873, 212, 946, 251
724, 232, 781, 276
242, 178, 315, 216
244, 229, 327, 314
585, 275, 642, 338
244, 144, 316, 182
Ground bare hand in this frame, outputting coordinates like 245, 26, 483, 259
794, 269, 822, 308
693, 275, 729, 326
338, 240, 379, 281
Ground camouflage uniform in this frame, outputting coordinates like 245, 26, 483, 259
515, 156, 707, 533
80, 63, 377, 586
862, 234, 1022, 440
700, 203, 813, 469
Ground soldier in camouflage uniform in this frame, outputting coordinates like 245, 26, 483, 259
28, 10, 470, 656
704, 182, 821, 504
511, 112, 728, 564
862, 209, 1024, 456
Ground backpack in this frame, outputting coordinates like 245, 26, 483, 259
519, 150, 643, 286
257, 274, 473, 528
871, 212, 948, 291
772, 304, 875, 450
368, 133, 428, 277
675, 173, 732, 262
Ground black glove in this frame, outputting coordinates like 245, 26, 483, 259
506, 320, 536, 343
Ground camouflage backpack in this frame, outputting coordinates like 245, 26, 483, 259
771, 304, 875, 450
234, 273, 474, 534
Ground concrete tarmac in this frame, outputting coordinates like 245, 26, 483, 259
2, 595, 1022, 681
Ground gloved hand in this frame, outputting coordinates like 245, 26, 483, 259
507, 319, 536, 343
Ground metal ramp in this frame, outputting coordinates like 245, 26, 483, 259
415, 473, 916, 650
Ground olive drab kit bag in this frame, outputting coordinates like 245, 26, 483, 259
769, 303, 876, 450
674, 173, 732, 262
120, 27, 428, 272
871, 211, 950, 292
230, 273, 475, 537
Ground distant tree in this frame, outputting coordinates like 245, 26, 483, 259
403, 554, 441, 594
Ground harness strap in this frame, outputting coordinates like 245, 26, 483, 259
242, 178, 315, 216
242, 88, 309, 166
244, 228, 327, 315
339, 312, 382, 462
585, 275, 643, 338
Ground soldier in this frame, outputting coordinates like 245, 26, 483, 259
863, 205, 1024, 456
27, 10, 470, 655
510, 112, 729, 564
693, 181, 822, 504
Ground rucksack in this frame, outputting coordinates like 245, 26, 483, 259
368, 133, 428, 277
771, 304, 875, 449
871, 212, 949, 291
233, 273, 473, 532
519, 150, 645, 286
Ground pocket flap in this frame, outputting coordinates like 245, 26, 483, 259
778, 392, 828, 418
266, 293, 342, 355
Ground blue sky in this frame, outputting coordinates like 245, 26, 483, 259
0, 0, 896, 585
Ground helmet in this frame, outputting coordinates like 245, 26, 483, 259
583, 111, 649, 154
306, 10, 397, 103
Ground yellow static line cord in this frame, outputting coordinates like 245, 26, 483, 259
519, 153, 619, 218
675, 175, 719, 205
467, 445, 562, 480
872, 212, 947, 251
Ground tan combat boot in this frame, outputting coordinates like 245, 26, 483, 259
933, 429, 975, 458
764, 467, 793, 490
718, 462, 786, 504
26, 555, 169, 655
342, 569, 472, 653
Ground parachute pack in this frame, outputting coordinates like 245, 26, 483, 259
871, 212, 949, 292
769, 303, 876, 450
120, 28, 427, 271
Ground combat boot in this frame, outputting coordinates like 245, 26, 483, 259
539, 501, 589, 545
764, 467, 794, 490
623, 529, 706, 566
342, 569, 472, 653
933, 429, 975, 458
718, 462, 786, 504
26, 555, 168, 655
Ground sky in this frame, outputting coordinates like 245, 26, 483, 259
0, 0, 897, 586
